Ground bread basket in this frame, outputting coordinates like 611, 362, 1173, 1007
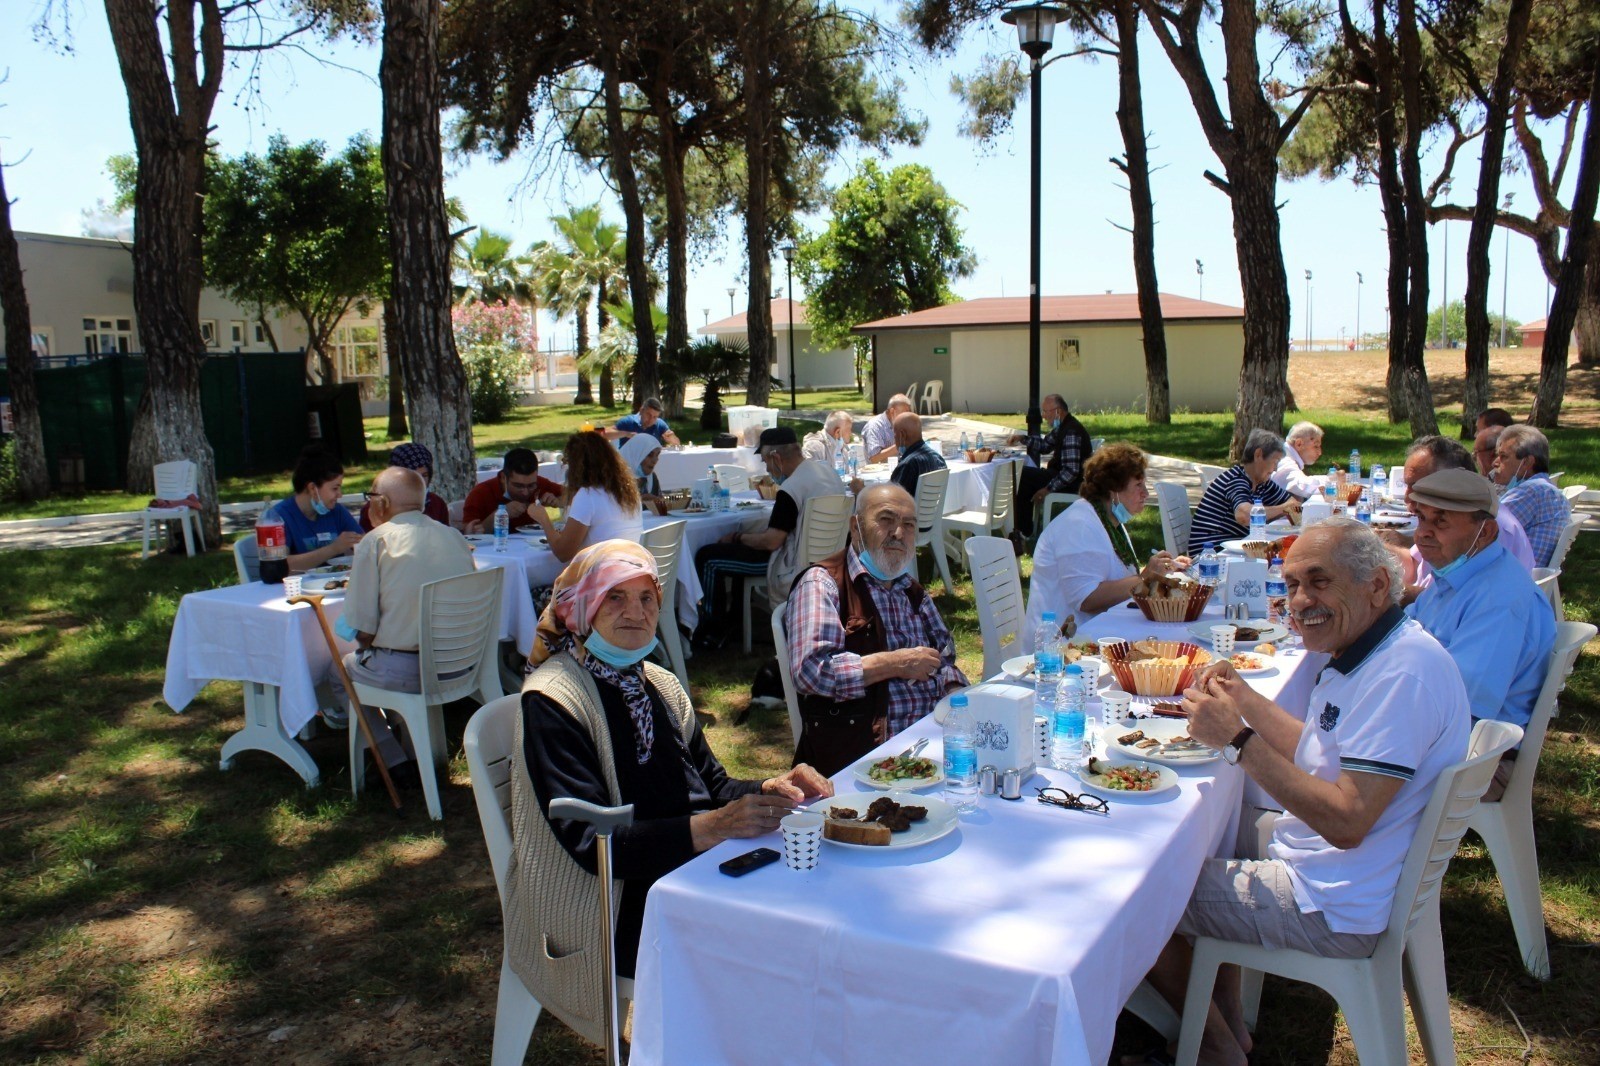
1240, 539, 1278, 560
1130, 580, 1214, 622
1106, 640, 1212, 696
964, 447, 997, 464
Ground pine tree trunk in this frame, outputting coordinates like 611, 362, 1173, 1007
1459, 0, 1534, 435
1397, 0, 1438, 437
1113, 0, 1170, 425
1531, 59, 1600, 427
381, 0, 476, 499
656, 90, 691, 382
742, 15, 774, 409
384, 299, 409, 438
1576, 255, 1600, 365
0, 156, 51, 499
598, 25, 658, 407
106, 0, 220, 544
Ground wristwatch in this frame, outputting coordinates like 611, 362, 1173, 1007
1223, 726, 1256, 765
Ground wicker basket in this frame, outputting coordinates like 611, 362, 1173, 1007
1130, 582, 1214, 622
964, 448, 997, 464
1107, 641, 1212, 696
1240, 539, 1278, 560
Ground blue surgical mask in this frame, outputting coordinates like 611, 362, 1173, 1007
858, 548, 907, 583
1433, 521, 1488, 580
584, 631, 659, 669
1051, 418, 1061, 431
1111, 501, 1133, 524
311, 497, 332, 517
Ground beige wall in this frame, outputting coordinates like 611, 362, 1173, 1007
713, 324, 857, 389
877, 320, 1244, 414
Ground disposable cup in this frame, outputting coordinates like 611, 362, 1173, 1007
1210, 624, 1237, 658
283, 574, 304, 599
780, 812, 823, 871
1100, 690, 1133, 725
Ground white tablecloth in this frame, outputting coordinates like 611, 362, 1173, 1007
858, 458, 1020, 515
632, 712, 1245, 1066
652, 445, 763, 491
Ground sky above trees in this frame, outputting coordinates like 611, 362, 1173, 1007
1, 1, 1576, 351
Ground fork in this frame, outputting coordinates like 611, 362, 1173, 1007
897, 736, 931, 759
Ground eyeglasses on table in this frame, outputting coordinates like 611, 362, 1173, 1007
1034, 787, 1110, 814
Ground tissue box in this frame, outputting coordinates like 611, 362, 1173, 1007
726, 405, 777, 445
1224, 558, 1269, 617
963, 681, 1038, 778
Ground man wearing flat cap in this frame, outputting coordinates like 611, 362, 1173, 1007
1405, 468, 1554, 799
691, 426, 847, 648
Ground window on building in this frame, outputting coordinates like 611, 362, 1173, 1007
230, 320, 246, 348
200, 319, 219, 348
254, 322, 267, 344
30, 328, 53, 359
82, 316, 134, 355
331, 322, 382, 378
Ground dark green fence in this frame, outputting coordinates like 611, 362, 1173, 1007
8, 351, 319, 490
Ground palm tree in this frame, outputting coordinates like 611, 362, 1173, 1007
543, 205, 629, 407
679, 338, 753, 431
453, 229, 532, 306
584, 300, 669, 405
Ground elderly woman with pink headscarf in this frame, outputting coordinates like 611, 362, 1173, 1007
506, 540, 832, 1001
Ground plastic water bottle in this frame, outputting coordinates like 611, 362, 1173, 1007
1370, 463, 1385, 490
710, 468, 722, 511
1348, 449, 1361, 478
1034, 610, 1065, 756
942, 693, 979, 813
1327, 464, 1338, 482
1355, 493, 1372, 524
1266, 559, 1287, 624
493, 504, 509, 552
1197, 543, 1222, 587
1053, 663, 1088, 769
833, 440, 848, 479
960, 430, 970, 453
976, 431, 986, 450
718, 485, 731, 513
848, 451, 860, 479
1249, 497, 1267, 536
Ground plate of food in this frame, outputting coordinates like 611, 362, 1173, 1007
1078, 758, 1179, 799
853, 753, 944, 791
1187, 619, 1288, 647
817, 792, 959, 850
305, 559, 352, 576
1001, 645, 1110, 685
1370, 511, 1416, 528
1227, 651, 1277, 676
1104, 719, 1220, 766
300, 573, 350, 592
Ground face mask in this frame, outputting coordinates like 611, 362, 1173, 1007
858, 547, 908, 583
584, 631, 659, 669
311, 497, 332, 517
1433, 520, 1489, 579
1111, 501, 1133, 524
1503, 458, 1530, 493
1051, 418, 1061, 431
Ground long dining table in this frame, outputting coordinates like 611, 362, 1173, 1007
630, 597, 1326, 1065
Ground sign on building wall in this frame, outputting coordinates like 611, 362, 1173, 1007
1057, 337, 1081, 371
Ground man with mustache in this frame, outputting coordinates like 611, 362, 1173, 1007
783, 484, 968, 776
1136, 519, 1469, 1066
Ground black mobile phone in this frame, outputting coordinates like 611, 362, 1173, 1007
718, 847, 781, 877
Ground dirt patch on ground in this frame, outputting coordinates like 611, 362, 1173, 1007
1288, 348, 1600, 424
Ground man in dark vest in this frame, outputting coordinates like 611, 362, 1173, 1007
783, 483, 968, 775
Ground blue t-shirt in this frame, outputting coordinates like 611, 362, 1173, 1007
615, 413, 670, 441
271, 495, 362, 554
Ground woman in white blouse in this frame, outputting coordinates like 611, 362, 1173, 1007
528, 431, 645, 562
1026, 442, 1188, 633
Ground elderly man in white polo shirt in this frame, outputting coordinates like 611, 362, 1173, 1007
1139, 518, 1469, 1065
1270, 420, 1324, 499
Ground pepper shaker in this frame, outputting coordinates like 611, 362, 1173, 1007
999, 767, 1025, 801
978, 765, 998, 796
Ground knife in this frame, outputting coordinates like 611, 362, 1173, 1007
897, 736, 931, 759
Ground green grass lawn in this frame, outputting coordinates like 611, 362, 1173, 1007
1, 398, 1597, 1062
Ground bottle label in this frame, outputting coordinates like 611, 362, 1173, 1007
1036, 650, 1063, 673
945, 742, 976, 777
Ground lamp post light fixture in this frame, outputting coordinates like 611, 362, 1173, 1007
727, 287, 736, 316
1001, 2, 1066, 438
703, 308, 710, 329
1500, 192, 1514, 348
1304, 269, 1313, 351
1196, 259, 1204, 300
780, 241, 797, 412
1356, 271, 1364, 351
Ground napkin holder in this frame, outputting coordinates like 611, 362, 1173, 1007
1300, 496, 1332, 526
691, 477, 713, 508
962, 681, 1038, 779
1223, 558, 1269, 617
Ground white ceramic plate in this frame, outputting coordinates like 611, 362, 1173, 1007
1001, 653, 1111, 685
851, 755, 944, 791
817, 791, 960, 850
1076, 762, 1180, 800
301, 573, 351, 592
1103, 718, 1221, 766
1226, 652, 1278, 676
1187, 620, 1288, 647
305, 560, 353, 576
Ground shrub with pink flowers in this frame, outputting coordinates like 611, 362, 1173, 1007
451, 303, 544, 423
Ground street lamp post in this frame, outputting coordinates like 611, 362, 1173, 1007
703, 308, 710, 329
1304, 269, 1313, 351
1439, 181, 1451, 348
780, 241, 797, 412
1500, 192, 1514, 348
1356, 272, 1364, 350
727, 287, 736, 316
1196, 259, 1204, 300
1002, 3, 1065, 438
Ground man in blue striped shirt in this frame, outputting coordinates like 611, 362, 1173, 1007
1491, 425, 1572, 567
1187, 429, 1302, 554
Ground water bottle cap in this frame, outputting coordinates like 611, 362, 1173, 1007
950, 693, 968, 707
1064, 663, 1083, 674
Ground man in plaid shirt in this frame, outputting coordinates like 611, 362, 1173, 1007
1012, 394, 1093, 537
785, 484, 967, 773
1491, 425, 1572, 567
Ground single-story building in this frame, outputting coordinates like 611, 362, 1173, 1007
5, 231, 388, 396
852, 293, 1246, 414
1514, 317, 1574, 350
699, 298, 857, 389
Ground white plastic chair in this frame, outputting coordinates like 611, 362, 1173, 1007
233, 533, 260, 584
141, 460, 202, 559
1532, 566, 1562, 618
741, 494, 853, 653
943, 458, 1020, 571
1174, 719, 1524, 1066
1032, 492, 1078, 551
464, 695, 633, 1066
771, 610, 804, 749
349, 568, 506, 819
905, 381, 919, 408
1545, 512, 1588, 572
641, 521, 690, 689
965, 535, 1026, 681
1467, 620, 1596, 981
911, 467, 954, 594
1560, 482, 1587, 501
1196, 463, 1228, 490
1155, 481, 1194, 557
713, 464, 751, 492
920, 380, 944, 415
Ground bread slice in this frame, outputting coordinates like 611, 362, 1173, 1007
823, 818, 891, 846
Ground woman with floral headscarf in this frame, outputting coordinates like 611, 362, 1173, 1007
505, 540, 832, 1011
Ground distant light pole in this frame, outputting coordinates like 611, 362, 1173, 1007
1304, 269, 1313, 351
1500, 192, 1514, 348
727, 287, 736, 316
1002, 2, 1065, 438
1196, 259, 1204, 300
703, 307, 710, 329
780, 241, 797, 412
1356, 271, 1364, 350
1439, 180, 1451, 347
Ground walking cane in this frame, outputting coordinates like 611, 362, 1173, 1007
548, 798, 635, 1066
289, 592, 405, 814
